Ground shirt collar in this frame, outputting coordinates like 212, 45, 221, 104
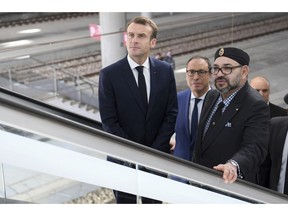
190, 87, 212, 101
218, 85, 242, 107
127, 55, 150, 70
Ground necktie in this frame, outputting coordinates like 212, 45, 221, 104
190, 98, 201, 159
210, 101, 224, 127
136, 66, 148, 110
191, 98, 201, 140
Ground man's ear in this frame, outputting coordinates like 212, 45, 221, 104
150, 38, 157, 49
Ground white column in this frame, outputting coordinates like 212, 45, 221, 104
99, 12, 127, 68
141, 12, 152, 18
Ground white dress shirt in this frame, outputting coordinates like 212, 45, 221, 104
189, 91, 208, 132
127, 55, 150, 102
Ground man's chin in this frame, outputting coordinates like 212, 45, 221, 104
216, 86, 229, 94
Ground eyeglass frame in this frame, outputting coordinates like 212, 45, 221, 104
186, 69, 210, 77
211, 65, 243, 75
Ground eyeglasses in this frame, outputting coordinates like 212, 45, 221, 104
186, 69, 209, 77
211, 65, 243, 75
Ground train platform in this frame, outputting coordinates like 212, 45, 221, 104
1, 14, 288, 204
173, 29, 288, 109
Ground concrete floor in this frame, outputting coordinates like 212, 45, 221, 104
1, 25, 288, 205
173, 29, 288, 109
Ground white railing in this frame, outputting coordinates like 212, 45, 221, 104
0, 88, 288, 204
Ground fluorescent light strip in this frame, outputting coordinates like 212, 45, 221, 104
0, 40, 33, 48
18, 28, 41, 34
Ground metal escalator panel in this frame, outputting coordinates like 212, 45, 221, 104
0, 128, 248, 204
1, 87, 288, 204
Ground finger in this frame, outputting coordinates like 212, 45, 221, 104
223, 168, 231, 181
225, 169, 237, 183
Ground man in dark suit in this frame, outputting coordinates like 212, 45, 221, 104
258, 116, 288, 195
171, 55, 218, 183
171, 57, 214, 158
98, 16, 178, 203
192, 47, 270, 184
250, 76, 287, 118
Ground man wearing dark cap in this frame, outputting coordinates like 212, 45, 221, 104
192, 47, 270, 185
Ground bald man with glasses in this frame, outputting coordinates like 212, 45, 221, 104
250, 76, 287, 118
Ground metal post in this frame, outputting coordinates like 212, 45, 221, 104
8, 69, 13, 91
99, 12, 127, 68
135, 164, 142, 204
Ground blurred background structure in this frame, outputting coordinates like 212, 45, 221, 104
1, 12, 288, 204
1, 12, 287, 119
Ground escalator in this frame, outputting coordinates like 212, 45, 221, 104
0, 87, 288, 204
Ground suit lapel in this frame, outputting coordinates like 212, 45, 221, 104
197, 90, 218, 141
146, 58, 158, 119
202, 101, 242, 150
200, 90, 219, 125
275, 120, 288, 155
192, 89, 219, 161
183, 90, 192, 138
272, 118, 288, 178
201, 87, 245, 152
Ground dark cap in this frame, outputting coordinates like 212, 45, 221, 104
284, 93, 288, 105
214, 47, 250, 66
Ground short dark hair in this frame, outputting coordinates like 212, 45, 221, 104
126, 16, 158, 40
186, 55, 212, 72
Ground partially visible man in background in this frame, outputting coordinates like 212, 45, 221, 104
258, 116, 288, 195
250, 76, 287, 118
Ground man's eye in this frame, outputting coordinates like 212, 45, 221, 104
222, 67, 231, 71
138, 34, 146, 38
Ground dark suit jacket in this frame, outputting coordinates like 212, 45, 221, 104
192, 81, 270, 184
173, 89, 218, 161
99, 56, 178, 154
258, 116, 288, 194
269, 102, 287, 118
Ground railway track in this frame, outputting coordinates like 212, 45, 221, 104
0, 13, 98, 28
1, 13, 288, 85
